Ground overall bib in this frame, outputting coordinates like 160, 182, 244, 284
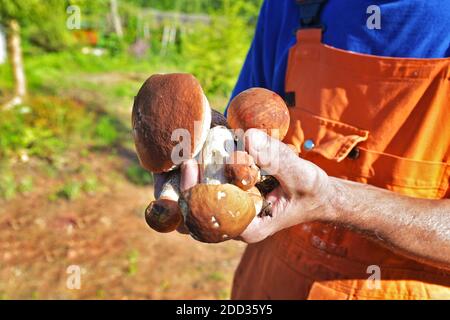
232, 0, 450, 299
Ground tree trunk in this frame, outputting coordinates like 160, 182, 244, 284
110, 0, 123, 38
2, 19, 26, 110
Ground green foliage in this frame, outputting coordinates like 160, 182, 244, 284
0, 0, 75, 51
82, 176, 100, 195
127, 249, 139, 276
0, 170, 16, 200
48, 176, 101, 201
208, 271, 225, 282
125, 164, 153, 185
24, 12, 75, 52
0, 0, 40, 24
180, 2, 257, 96
17, 176, 34, 194
97, 33, 126, 56
127, 0, 261, 15
95, 115, 119, 146
55, 180, 82, 200
0, 163, 34, 199
0, 96, 93, 160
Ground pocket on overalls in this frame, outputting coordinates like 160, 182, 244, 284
287, 107, 450, 199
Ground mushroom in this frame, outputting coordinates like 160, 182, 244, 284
144, 170, 182, 233
227, 87, 290, 140
226, 88, 291, 197
132, 73, 212, 232
179, 184, 258, 243
133, 76, 286, 240
224, 151, 260, 191
178, 126, 264, 243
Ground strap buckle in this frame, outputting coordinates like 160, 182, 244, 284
296, 0, 327, 30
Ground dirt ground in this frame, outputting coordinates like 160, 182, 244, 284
0, 153, 246, 300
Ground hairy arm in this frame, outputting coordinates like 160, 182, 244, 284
329, 178, 450, 270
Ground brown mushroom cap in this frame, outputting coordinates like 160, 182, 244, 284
246, 186, 264, 214
145, 199, 182, 233
227, 87, 290, 141
224, 151, 260, 191
132, 73, 211, 173
179, 184, 256, 243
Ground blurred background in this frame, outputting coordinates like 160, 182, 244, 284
0, 0, 262, 299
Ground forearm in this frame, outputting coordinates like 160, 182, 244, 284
327, 177, 450, 270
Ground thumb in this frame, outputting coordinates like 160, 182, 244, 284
180, 159, 199, 192
244, 129, 322, 194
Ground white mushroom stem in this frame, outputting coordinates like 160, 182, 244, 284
197, 125, 235, 185
155, 170, 180, 201
154, 112, 227, 206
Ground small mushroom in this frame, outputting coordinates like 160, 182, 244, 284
145, 199, 182, 233
224, 151, 260, 191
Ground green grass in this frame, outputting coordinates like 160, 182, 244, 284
125, 164, 153, 186
95, 115, 119, 146
17, 176, 34, 194
208, 271, 225, 282
55, 181, 82, 201
127, 249, 139, 276
0, 171, 17, 200
82, 177, 100, 195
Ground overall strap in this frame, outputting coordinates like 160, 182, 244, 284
296, 0, 328, 30
285, 1, 328, 107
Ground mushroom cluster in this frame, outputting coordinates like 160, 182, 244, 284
132, 73, 290, 243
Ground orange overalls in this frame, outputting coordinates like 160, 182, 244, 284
232, 0, 450, 299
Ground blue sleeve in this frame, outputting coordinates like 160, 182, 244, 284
225, 0, 270, 116
225, 0, 298, 116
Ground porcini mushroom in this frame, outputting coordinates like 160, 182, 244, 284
227, 87, 290, 140
145, 171, 183, 233
132, 73, 211, 173
179, 184, 257, 243
132, 73, 212, 232
224, 151, 260, 191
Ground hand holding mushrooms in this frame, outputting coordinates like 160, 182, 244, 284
132, 73, 324, 243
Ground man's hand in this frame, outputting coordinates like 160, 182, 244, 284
239, 129, 333, 243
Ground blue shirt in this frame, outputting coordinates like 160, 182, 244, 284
228, 0, 450, 110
